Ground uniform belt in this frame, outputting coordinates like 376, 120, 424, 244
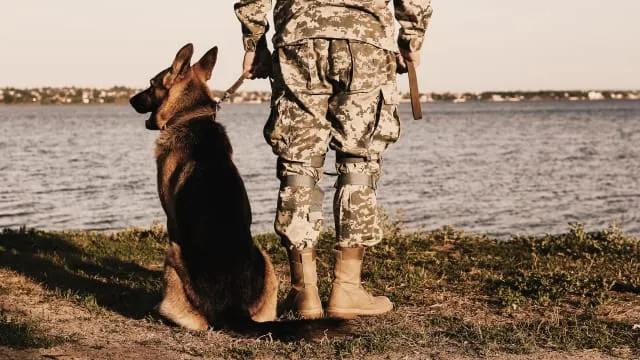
281, 175, 317, 188
336, 173, 376, 189
335, 152, 379, 164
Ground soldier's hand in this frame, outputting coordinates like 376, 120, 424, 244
242, 48, 272, 79
396, 49, 421, 74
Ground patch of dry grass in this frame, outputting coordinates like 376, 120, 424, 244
0, 222, 639, 358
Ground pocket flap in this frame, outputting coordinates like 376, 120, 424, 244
380, 85, 401, 105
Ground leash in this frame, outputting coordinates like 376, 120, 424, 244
216, 71, 252, 109
407, 61, 423, 120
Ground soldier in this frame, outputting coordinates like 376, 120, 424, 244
235, 0, 433, 319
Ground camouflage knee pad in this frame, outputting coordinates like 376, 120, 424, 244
333, 161, 383, 248
274, 159, 325, 250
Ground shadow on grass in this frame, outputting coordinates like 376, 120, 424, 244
0, 229, 353, 342
0, 228, 161, 319
0, 314, 70, 349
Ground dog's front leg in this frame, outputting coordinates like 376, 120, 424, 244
157, 243, 209, 331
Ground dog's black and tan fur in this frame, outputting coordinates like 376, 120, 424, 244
130, 43, 277, 330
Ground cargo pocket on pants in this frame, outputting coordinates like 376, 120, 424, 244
348, 42, 391, 92
263, 91, 291, 156
277, 43, 309, 90
371, 84, 402, 152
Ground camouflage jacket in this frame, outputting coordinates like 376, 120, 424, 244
234, 0, 433, 53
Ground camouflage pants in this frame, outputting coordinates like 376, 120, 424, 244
265, 39, 401, 250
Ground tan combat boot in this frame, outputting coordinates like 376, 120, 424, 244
283, 247, 324, 319
327, 247, 393, 319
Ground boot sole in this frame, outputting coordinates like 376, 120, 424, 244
298, 309, 324, 320
326, 304, 393, 319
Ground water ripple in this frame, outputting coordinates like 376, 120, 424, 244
0, 101, 639, 238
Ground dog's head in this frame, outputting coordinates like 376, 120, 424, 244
130, 43, 218, 130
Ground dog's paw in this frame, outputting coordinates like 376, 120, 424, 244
158, 300, 209, 331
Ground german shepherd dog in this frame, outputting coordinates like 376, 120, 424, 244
130, 44, 278, 330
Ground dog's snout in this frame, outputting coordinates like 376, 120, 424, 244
129, 97, 141, 113
130, 91, 153, 114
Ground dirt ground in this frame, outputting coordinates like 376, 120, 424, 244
0, 268, 633, 360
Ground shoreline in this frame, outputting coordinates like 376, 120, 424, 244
2, 223, 639, 241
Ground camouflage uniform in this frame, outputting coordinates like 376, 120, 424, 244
235, 0, 432, 250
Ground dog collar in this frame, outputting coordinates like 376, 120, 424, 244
161, 107, 217, 131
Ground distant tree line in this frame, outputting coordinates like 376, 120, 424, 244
1, 87, 638, 105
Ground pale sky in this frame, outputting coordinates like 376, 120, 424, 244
1, 1, 638, 92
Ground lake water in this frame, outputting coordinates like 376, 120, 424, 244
1, 101, 639, 237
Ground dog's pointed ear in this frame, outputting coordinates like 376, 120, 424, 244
194, 46, 218, 81
171, 43, 194, 76
164, 43, 194, 87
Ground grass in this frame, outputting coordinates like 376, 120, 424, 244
0, 313, 70, 349
0, 220, 639, 358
